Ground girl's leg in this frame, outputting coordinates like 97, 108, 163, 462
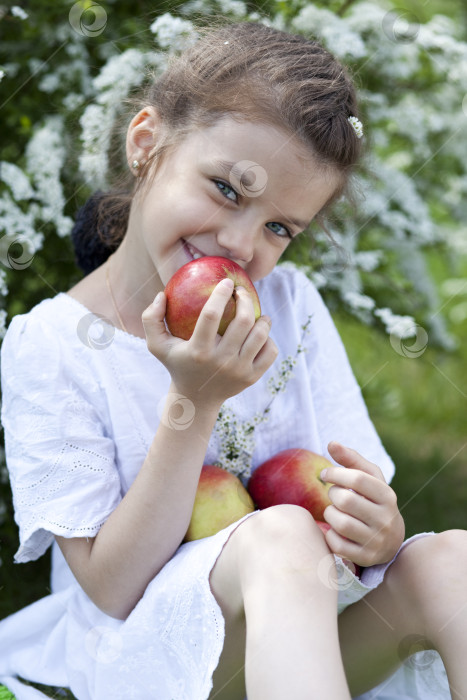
338, 530, 467, 698
209, 504, 351, 700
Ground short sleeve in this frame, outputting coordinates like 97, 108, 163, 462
1, 310, 122, 563
293, 270, 396, 483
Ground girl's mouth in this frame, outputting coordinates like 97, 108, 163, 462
184, 239, 205, 260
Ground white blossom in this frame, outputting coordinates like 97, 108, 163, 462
217, 0, 247, 18
180, 0, 213, 15
78, 50, 166, 188
0, 309, 7, 339
344, 291, 376, 311
0, 162, 34, 201
25, 116, 73, 237
354, 251, 383, 272
292, 5, 366, 59
0, 269, 7, 296
150, 13, 197, 52
62, 92, 85, 111
374, 307, 417, 338
11, 5, 28, 20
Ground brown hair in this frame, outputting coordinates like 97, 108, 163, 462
72, 21, 363, 273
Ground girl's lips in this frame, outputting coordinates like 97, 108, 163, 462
184, 239, 205, 260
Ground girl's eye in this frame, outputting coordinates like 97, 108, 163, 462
215, 180, 237, 202
267, 221, 292, 239
214, 180, 291, 239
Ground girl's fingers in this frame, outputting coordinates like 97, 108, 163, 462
321, 465, 387, 504
237, 314, 272, 360
327, 442, 384, 480
251, 335, 279, 374
189, 278, 236, 348
324, 503, 370, 541
219, 286, 257, 349
326, 484, 377, 523
323, 527, 369, 567
141, 292, 172, 356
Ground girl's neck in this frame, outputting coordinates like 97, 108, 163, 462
104, 238, 163, 338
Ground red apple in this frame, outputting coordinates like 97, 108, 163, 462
165, 256, 261, 340
247, 448, 333, 522
315, 521, 362, 578
184, 464, 256, 542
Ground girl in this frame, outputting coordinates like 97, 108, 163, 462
0, 21, 465, 700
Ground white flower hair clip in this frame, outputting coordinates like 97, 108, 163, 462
348, 116, 363, 139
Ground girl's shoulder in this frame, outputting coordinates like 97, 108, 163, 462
1, 293, 89, 378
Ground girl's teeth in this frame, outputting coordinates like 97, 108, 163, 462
187, 242, 203, 259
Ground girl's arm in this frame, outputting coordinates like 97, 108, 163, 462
56, 281, 277, 620
319, 441, 405, 568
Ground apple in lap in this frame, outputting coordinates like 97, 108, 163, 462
247, 448, 333, 522
184, 464, 255, 542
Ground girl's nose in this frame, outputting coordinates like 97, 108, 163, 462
216, 225, 259, 264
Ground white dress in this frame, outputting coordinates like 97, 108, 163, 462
0, 265, 448, 699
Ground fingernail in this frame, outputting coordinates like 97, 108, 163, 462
221, 278, 234, 289
262, 315, 272, 326
320, 469, 328, 481
153, 291, 163, 306
328, 441, 343, 450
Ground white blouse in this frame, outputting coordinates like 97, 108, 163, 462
1, 264, 395, 566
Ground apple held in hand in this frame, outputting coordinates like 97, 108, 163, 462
247, 448, 333, 522
184, 464, 256, 542
315, 521, 362, 578
165, 256, 261, 340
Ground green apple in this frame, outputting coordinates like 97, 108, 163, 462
184, 464, 256, 542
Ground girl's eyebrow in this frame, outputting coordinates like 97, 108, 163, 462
209, 159, 309, 231
209, 159, 240, 179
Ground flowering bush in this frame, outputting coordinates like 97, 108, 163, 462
1, 1, 466, 344
1, 1, 467, 588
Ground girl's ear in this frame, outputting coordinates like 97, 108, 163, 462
126, 106, 162, 170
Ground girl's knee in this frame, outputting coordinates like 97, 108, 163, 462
399, 530, 467, 577
236, 504, 331, 582
430, 529, 467, 561
210, 505, 332, 620
388, 531, 467, 615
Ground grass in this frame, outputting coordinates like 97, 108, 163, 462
334, 298, 467, 537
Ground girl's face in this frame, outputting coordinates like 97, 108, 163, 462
129, 116, 340, 289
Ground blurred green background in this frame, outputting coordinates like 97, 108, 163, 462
1, 0, 467, 626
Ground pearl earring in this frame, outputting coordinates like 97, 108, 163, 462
132, 159, 140, 171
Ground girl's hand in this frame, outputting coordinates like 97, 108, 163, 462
320, 442, 405, 568
142, 279, 278, 411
